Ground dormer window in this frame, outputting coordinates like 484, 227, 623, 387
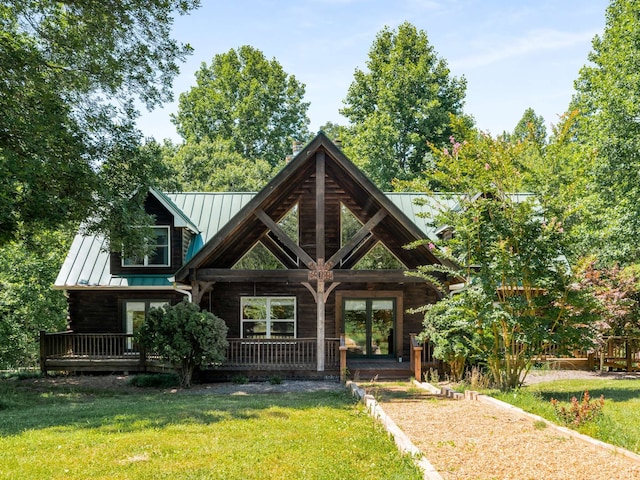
123, 227, 170, 267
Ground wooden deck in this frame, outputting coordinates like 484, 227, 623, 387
39, 332, 343, 377
42, 332, 638, 381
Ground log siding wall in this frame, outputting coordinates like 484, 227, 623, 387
200, 281, 438, 359
67, 290, 185, 332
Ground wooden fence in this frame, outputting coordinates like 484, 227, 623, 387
408, 335, 640, 380
598, 336, 640, 372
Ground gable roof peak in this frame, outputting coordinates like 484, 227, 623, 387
149, 188, 200, 233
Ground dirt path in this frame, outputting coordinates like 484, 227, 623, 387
374, 379, 640, 480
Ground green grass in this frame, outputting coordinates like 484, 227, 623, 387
0, 379, 421, 480
490, 378, 640, 453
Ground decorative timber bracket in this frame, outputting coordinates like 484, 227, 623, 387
302, 259, 340, 305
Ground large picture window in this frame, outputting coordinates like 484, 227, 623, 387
123, 227, 170, 267
240, 297, 296, 339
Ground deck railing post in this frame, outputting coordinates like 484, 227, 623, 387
339, 335, 348, 383
140, 341, 147, 372
410, 333, 423, 382
409, 333, 415, 369
39, 330, 48, 375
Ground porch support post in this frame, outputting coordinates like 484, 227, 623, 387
317, 277, 325, 371
39, 330, 48, 376
315, 151, 326, 372
339, 334, 348, 383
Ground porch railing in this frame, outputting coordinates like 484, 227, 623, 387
224, 338, 341, 370
39, 331, 162, 374
598, 336, 640, 372
40, 332, 341, 373
40, 331, 159, 360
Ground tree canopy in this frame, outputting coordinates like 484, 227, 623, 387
172, 45, 310, 167
0, 0, 197, 246
162, 139, 275, 192
0, 229, 72, 368
571, 0, 640, 265
510, 107, 547, 147
414, 127, 598, 389
341, 21, 469, 189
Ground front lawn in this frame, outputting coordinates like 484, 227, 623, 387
0, 377, 421, 480
491, 378, 640, 454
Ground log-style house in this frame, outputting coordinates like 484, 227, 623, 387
45, 133, 453, 379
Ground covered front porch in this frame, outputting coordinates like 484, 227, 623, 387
39, 331, 430, 381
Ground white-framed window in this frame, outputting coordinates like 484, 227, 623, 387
124, 300, 168, 349
123, 227, 170, 267
240, 297, 296, 339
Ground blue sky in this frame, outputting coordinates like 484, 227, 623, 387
137, 0, 608, 143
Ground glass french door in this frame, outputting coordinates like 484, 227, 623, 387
343, 298, 395, 356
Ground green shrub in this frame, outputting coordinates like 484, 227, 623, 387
269, 375, 282, 385
136, 299, 228, 387
232, 375, 249, 385
128, 373, 180, 388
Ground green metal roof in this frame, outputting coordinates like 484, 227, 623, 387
54, 191, 458, 289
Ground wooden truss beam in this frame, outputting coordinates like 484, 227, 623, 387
326, 209, 387, 268
254, 208, 315, 268
192, 268, 431, 284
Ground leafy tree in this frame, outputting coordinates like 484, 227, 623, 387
578, 259, 640, 337
0, 229, 72, 368
137, 299, 228, 387
520, 111, 601, 263
509, 107, 547, 147
87, 139, 179, 260
0, 1, 197, 246
317, 121, 347, 144
414, 130, 598, 390
341, 22, 468, 189
172, 45, 310, 167
163, 139, 275, 192
418, 290, 484, 381
572, 0, 640, 265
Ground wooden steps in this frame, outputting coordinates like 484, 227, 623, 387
347, 358, 413, 381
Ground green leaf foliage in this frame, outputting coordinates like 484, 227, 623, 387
508, 107, 547, 147
162, 139, 276, 192
571, 0, 640, 264
172, 45, 310, 167
341, 21, 469, 189
0, 1, 197, 246
0, 229, 72, 368
416, 129, 599, 390
418, 289, 487, 381
137, 299, 228, 387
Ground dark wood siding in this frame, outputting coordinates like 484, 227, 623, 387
201, 280, 438, 358
200, 283, 319, 339
67, 290, 184, 332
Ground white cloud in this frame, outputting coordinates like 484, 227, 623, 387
452, 28, 598, 70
